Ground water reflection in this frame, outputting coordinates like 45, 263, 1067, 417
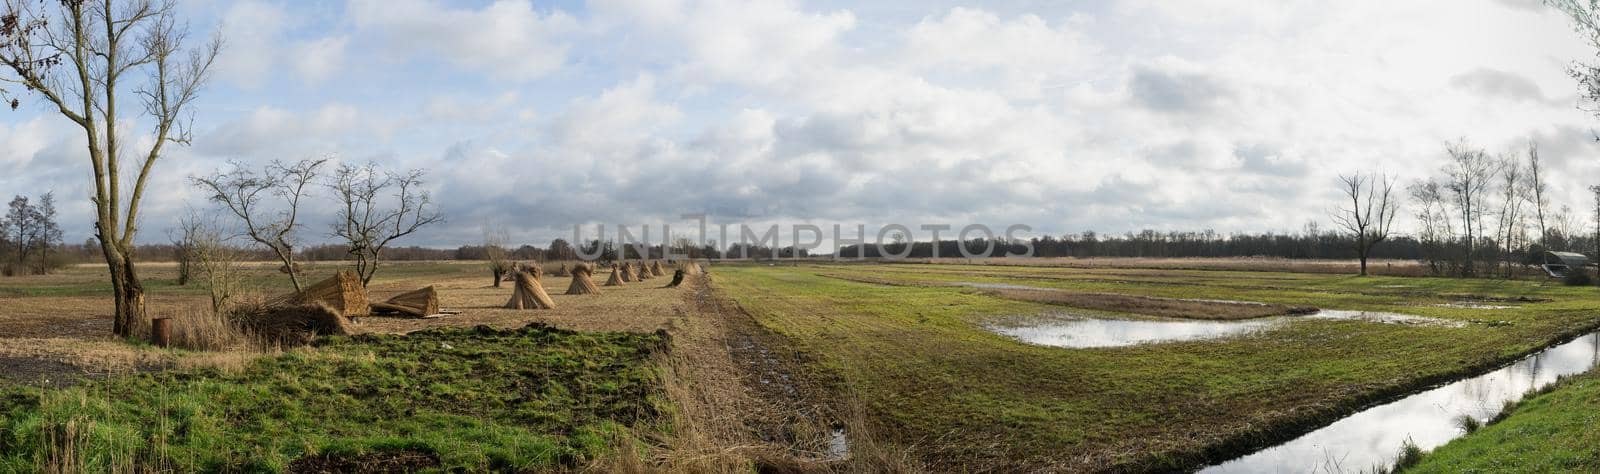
987, 315, 1279, 348
1306, 310, 1466, 328
1204, 333, 1600, 473
988, 310, 1461, 349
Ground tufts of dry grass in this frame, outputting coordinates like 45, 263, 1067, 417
166, 304, 266, 352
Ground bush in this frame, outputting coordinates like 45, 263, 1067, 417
1563, 270, 1593, 286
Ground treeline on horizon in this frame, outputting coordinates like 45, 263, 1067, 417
31, 225, 1593, 271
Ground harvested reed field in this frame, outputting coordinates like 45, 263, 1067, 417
713, 262, 1600, 471
4, 259, 1598, 472
0, 261, 856, 471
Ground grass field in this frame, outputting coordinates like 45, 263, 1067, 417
0, 325, 666, 472
1, 258, 1597, 472
713, 262, 1600, 471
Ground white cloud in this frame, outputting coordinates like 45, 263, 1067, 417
348, 0, 578, 81
9, 0, 1600, 248
291, 36, 350, 84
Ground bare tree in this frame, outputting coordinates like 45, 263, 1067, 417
1553, 1, 1600, 119
2, 195, 38, 276
328, 162, 444, 286
1409, 179, 1454, 275
1526, 141, 1551, 245
1443, 141, 1499, 277
484, 223, 510, 287
176, 210, 244, 314
32, 191, 60, 274
192, 159, 327, 292
1495, 155, 1528, 277
1, 0, 220, 337
1331, 171, 1399, 276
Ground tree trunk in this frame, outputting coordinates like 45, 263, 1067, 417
105, 251, 147, 338
1357, 237, 1369, 276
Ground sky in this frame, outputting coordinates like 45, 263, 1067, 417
2, 0, 1598, 250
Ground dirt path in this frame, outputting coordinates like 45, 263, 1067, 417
648, 274, 846, 471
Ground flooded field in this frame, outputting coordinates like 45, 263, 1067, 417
987, 309, 1464, 348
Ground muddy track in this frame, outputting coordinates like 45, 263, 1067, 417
658, 274, 850, 470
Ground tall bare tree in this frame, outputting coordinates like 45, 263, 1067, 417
1, 0, 220, 337
1331, 171, 1399, 276
1526, 141, 1550, 245
1409, 179, 1454, 275
1443, 141, 1499, 277
1495, 155, 1527, 277
328, 162, 443, 286
192, 159, 326, 292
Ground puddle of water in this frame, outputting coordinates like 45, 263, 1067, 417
987, 310, 1463, 349
987, 315, 1279, 348
1204, 332, 1600, 473
1305, 310, 1466, 328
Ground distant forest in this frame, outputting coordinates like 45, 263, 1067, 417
31, 226, 1587, 273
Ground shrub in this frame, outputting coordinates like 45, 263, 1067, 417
1563, 269, 1593, 286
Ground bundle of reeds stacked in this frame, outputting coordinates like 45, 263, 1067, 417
566, 263, 601, 295
505, 270, 556, 309
681, 261, 702, 276
554, 263, 571, 277
605, 264, 624, 286
621, 262, 637, 282
233, 302, 354, 346
636, 262, 653, 280
277, 269, 370, 317
370, 286, 440, 317
649, 261, 665, 277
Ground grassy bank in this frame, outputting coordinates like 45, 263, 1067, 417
1407, 369, 1600, 473
0, 324, 667, 472
712, 263, 1600, 471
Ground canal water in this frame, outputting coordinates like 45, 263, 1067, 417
1203, 332, 1600, 473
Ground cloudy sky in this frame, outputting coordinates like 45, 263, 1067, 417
2, 0, 1597, 249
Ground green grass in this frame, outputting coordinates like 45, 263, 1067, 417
1407, 369, 1600, 473
0, 324, 667, 472
712, 263, 1600, 471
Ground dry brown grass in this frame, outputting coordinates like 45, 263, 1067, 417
987, 288, 1317, 320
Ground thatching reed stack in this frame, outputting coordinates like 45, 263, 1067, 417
233, 302, 355, 346
622, 262, 638, 282
554, 263, 570, 277
278, 269, 370, 317
636, 262, 652, 281
370, 286, 440, 317
566, 263, 602, 295
605, 264, 624, 286
649, 261, 664, 277
505, 270, 556, 309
